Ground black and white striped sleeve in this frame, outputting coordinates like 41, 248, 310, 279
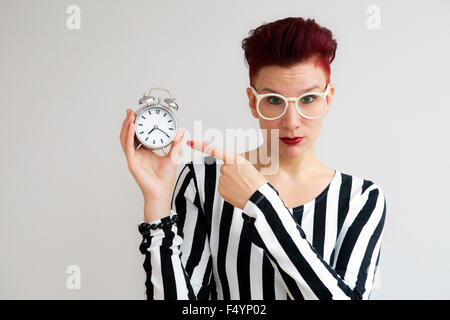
138, 162, 214, 300
241, 181, 386, 300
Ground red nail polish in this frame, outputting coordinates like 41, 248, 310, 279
187, 140, 193, 146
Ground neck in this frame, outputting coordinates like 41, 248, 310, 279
256, 144, 321, 182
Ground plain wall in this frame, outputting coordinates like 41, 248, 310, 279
1, 0, 449, 299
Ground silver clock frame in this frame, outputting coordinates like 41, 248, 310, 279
133, 87, 179, 155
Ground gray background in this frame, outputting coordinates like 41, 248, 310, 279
1, 0, 449, 299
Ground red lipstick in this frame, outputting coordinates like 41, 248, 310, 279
280, 136, 303, 145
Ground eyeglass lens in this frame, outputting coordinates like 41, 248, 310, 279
258, 93, 326, 119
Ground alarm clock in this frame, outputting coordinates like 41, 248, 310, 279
133, 87, 179, 155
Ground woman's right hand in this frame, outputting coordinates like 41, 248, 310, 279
119, 108, 185, 216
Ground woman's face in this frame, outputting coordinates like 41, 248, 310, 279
246, 61, 335, 160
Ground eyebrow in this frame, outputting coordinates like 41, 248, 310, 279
260, 85, 321, 95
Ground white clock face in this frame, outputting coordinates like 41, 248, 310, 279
135, 107, 176, 148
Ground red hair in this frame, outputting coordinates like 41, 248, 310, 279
241, 17, 337, 86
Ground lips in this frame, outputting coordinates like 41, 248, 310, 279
280, 136, 303, 145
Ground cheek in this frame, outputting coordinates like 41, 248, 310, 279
258, 119, 281, 138
304, 119, 322, 140
258, 119, 275, 130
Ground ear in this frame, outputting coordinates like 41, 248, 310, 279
324, 84, 335, 116
246, 87, 259, 119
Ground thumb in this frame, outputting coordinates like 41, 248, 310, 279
168, 128, 185, 164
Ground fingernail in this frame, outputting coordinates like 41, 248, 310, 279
186, 140, 193, 147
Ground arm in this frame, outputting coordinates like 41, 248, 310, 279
138, 162, 214, 300
241, 181, 386, 300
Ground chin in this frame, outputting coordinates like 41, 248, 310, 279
278, 137, 310, 158
278, 144, 302, 158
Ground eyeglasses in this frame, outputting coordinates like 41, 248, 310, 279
248, 83, 331, 120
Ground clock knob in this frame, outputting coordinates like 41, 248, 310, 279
169, 102, 179, 110
163, 98, 179, 110
138, 95, 157, 106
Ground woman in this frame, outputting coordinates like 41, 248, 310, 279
119, 17, 386, 300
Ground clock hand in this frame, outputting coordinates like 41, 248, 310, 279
147, 125, 158, 135
156, 127, 170, 138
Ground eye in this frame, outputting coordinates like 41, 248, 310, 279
268, 96, 283, 105
301, 95, 315, 104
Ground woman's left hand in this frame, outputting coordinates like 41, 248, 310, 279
187, 140, 268, 210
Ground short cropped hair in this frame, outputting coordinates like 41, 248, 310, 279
241, 17, 337, 86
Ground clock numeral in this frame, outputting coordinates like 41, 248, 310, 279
156, 109, 160, 114
138, 123, 143, 126
163, 113, 166, 117
145, 137, 148, 141
169, 128, 173, 130
153, 139, 156, 144
148, 110, 151, 115
142, 116, 146, 120
139, 131, 144, 134
168, 120, 172, 123
160, 139, 163, 143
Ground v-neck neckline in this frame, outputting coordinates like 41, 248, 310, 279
288, 169, 339, 210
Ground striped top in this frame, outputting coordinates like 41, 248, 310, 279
138, 156, 387, 300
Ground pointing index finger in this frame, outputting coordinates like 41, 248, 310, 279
188, 140, 237, 164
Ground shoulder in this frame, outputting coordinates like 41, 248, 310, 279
337, 169, 385, 196
173, 156, 224, 217
336, 169, 387, 208
174, 156, 221, 200
335, 170, 387, 234
176, 156, 220, 180
183, 155, 222, 184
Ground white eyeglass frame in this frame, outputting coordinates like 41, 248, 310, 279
248, 83, 331, 120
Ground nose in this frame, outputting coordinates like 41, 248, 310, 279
280, 100, 301, 129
